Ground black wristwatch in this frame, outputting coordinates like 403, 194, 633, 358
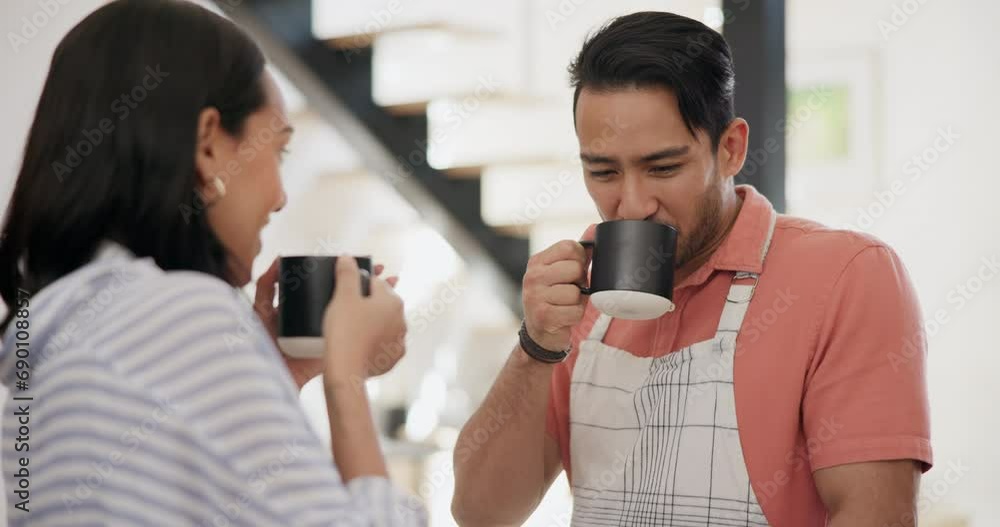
518, 320, 570, 363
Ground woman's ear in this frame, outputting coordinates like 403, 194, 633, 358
717, 117, 750, 180
194, 107, 223, 186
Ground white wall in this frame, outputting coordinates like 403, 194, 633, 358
788, 0, 1000, 523
0, 0, 108, 213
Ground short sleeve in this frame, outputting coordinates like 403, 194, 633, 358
802, 245, 933, 472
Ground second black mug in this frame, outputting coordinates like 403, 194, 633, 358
277, 255, 372, 358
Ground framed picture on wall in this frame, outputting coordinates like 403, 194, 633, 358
785, 50, 883, 214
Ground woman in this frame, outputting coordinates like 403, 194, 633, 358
0, 0, 425, 524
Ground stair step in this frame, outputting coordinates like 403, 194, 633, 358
363, 1, 718, 104
480, 163, 595, 228
313, 0, 507, 45
426, 98, 577, 170
280, 112, 365, 198
372, 29, 523, 108
529, 215, 601, 255
525, 0, 717, 96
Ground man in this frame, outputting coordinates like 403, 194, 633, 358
452, 11, 931, 527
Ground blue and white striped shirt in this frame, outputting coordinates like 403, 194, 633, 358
1, 243, 426, 526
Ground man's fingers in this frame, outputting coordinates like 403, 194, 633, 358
374, 264, 385, 277
545, 284, 583, 306
537, 239, 588, 266
545, 260, 587, 285
386, 276, 399, 288
551, 304, 586, 328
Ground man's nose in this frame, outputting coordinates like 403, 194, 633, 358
618, 175, 657, 220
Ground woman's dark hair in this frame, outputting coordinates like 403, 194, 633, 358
569, 11, 736, 149
0, 0, 267, 331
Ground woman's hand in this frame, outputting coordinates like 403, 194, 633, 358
323, 256, 407, 387
253, 257, 398, 390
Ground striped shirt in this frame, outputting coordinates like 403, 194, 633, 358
1, 243, 426, 526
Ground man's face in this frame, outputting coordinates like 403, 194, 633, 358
575, 86, 726, 268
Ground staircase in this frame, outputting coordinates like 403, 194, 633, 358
221, 0, 720, 317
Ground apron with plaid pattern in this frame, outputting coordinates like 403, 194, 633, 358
569, 220, 775, 527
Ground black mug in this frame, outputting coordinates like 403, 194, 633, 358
579, 220, 678, 320
277, 255, 372, 358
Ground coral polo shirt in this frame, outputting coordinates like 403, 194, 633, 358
546, 185, 933, 526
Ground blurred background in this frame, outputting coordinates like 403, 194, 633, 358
1, 0, 997, 525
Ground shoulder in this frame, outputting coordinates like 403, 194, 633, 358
78, 265, 275, 380
89, 263, 250, 329
769, 214, 905, 284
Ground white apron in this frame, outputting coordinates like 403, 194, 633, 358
569, 220, 775, 526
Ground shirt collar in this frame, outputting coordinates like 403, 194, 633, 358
678, 184, 777, 289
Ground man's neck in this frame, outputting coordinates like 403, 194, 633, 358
673, 191, 745, 287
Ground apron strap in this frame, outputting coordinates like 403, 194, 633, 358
585, 312, 614, 342
583, 209, 778, 345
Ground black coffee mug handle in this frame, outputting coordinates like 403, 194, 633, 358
578, 240, 595, 295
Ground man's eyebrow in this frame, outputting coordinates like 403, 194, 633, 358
637, 146, 690, 163
580, 146, 691, 165
580, 153, 616, 164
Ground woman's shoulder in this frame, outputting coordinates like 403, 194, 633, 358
85, 256, 248, 323
95, 266, 260, 348
23, 251, 262, 359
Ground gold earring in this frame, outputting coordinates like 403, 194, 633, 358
212, 177, 226, 198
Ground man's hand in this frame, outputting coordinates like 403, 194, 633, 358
253, 257, 398, 389
815, 459, 921, 527
522, 239, 592, 351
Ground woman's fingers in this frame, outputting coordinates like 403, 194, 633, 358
254, 257, 280, 312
